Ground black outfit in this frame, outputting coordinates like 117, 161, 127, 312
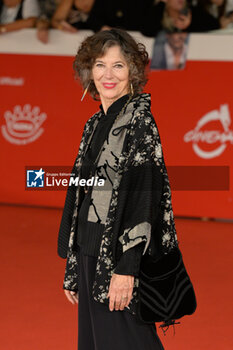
88, 0, 154, 32
189, 5, 220, 32
76, 94, 144, 277
57, 92, 177, 349
141, 2, 220, 37
75, 95, 165, 349
77, 244, 165, 350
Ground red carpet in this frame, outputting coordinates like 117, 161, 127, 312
1, 204, 232, 350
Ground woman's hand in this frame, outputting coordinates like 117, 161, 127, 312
220, 15, 233, 29
36, 28, 49, 44
64, 289, 79, 304
107, 273, 134, 311
59, 20, 78, 33
36, 19, 50, 43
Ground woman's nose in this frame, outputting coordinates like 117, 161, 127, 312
104, 67, 114, 79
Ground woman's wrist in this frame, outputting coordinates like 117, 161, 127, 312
114, 243, 144, 276
37, 18, 50, 30
53, 20, 64, 30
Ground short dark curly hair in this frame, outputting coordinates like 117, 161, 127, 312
73, 28, 149, 100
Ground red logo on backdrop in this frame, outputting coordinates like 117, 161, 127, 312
1, 104, 47, 145
184, 104, 233, 159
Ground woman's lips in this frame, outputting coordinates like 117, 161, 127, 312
102, 83, 117, 89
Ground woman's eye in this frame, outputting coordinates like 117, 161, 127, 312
96, 63, 104, 68
114, 64, 123, 68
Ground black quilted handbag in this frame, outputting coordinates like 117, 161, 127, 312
137, 246, 197, 333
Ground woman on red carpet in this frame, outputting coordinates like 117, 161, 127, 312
57, 28, 179, 349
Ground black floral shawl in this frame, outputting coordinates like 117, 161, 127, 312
57, 93, 179, 316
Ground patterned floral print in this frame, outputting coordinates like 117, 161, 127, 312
118, 222, 151, 255
61, 93, 179, 317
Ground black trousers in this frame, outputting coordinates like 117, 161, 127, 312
77, 245, 165, 350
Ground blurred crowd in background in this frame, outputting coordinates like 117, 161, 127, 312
0, 0, 233, 43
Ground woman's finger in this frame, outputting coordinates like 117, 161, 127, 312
64, 291, 75, 304
70, 291, 79, 303
126, 287, 133, 307
119, 295, 128, 310
108, 277, 115, 310
114, 295, 122, 311
64, 290, 76, 304
109, 290, 116, 311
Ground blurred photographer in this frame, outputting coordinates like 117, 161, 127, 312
0, 0, 40, 35
151, 29, 189, 70
36, 0, 61, 44
141, 0, 221, 36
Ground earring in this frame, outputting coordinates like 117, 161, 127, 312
130, 83, 134, 96
81, 81, 90, 101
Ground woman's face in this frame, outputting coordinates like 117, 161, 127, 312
91, 45, 130, 108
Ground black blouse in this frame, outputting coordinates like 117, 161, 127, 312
76, 94, 144, 276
